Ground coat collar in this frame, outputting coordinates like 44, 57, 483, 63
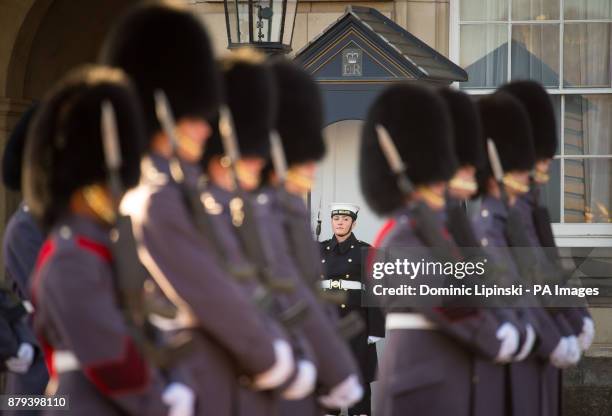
329, 232, 358, 254
52, 213, 111, 246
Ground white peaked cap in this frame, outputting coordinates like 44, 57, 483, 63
330, 202, 360, 217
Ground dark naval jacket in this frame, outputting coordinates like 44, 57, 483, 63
319, 232, 384, 384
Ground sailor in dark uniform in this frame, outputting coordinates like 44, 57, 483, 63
320, 203, 384, 416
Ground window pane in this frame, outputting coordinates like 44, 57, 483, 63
511, 24, 559, 86
540, 158, 561, 222
512, 0, 559, 21
565, 0, 612, 20
237, 0, 250, 42
563, 23, 612, 87
252, 0, 284, 43
461, 0, 508, 21
551, 95, 561, 154
460, 24, 508, 88
564, 159, 612, 223
564, 95, 612, 155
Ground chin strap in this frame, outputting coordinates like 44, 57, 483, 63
502, 174, 530, 194
82, 184, 116, 225
416, 186, 445, 210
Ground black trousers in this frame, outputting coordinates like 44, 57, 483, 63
327, 383, 371, 415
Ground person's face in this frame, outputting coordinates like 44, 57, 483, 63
534, 159, 552, 184
504, 170, 530, 197
415, 181, 446, 211
286, 161, 317, 194
176, 117, 211, 163
449, 165, 477, 200
236, 157, 266, 191
331, 214, 354, 238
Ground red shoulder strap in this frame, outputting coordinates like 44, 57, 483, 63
366, 219, 398, 276
75, 236, 112, 262
372, 218, 397, 249
31, 239, 56, 306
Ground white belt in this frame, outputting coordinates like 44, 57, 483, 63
53, 350, 80, 373
386, 313, 437, 330
320, 279, 364, 290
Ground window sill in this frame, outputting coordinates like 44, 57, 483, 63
552, 223, 612, 247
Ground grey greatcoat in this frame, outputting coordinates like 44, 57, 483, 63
374, 205, 507, 416
2, 203, 49, 416
473, 196, 566, 416
31, 215, 171, 416
126, 155, 285, 416
515, 190, 591, 416
255, 187, 361, 416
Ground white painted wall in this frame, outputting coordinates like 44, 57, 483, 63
310, 119, 386, 245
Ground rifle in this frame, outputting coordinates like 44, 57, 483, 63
376, 125, 456, 262
100, 100, 192, 369
315, 198, 322, 242
375, 125, 481, 315
269, 132, 363, 339
216, 106, 308, 329
486, 139, 554, 291
154, 91, 291, 318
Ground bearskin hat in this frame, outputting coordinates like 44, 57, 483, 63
204, 48, 277, 164
2, 104, 38, 191
499, 80, 557, 159
476, 90, 536, 193
360, 83, 458, 216
23, 65, 146, 228
100, 1, 221, 139
438, 87, 486, 170
270, 58, 325, 166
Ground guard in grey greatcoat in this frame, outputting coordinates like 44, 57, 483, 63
474, 90, 582, 416
261, 59, 363, 416
361, 84, 517, 416
500, 80, 593, 416
200, 50, 320, 416
319, 203, 384, 416
1, 105, 49, 415
102, 5, 293, 416
24, 65, 195, 416
500, 80, 594, 342
439, 87, 536, 416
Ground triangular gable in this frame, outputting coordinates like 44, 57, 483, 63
295, 6, 467, 84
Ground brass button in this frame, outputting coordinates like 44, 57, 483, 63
326, 246, 330, 250
348, 258, 352, 263
59, 226, 72, 240
350, 245, 354, 249
346, 274, 350, 278
341, 304, 346, 308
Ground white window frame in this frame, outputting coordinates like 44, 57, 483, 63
449, 0, 612, 247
